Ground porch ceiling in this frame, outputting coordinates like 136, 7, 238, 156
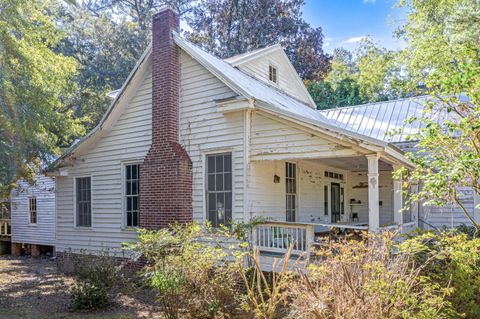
306, 156, 393, 171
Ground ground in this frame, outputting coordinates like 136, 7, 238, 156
0, 256, 161, 319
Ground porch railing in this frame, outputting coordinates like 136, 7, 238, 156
251, 221, 314, 256
0, 219, 11, 237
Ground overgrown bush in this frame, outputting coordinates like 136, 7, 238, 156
70, 251, 118, 310
126, 222, 246, 319
400, 231, 480, 318
286, 232, 457, 319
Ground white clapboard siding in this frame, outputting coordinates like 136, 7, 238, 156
420, 187, 475, 230
11, 175, 55, 246
250, 112, 355, 160
55, 62, 153, 253
236, 49, 312, 106
56, 48, 246, 254
179, 51, 245, 222
248, 159, 351, 224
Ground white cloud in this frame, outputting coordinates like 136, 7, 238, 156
342, 36, 368, 44
324, 37, 332, 47
363, 0, 376, 3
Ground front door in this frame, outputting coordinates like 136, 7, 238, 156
331, 183, 341, 223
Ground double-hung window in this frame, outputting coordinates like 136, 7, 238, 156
286, 162, 297, 222
29, 197, 37, 224
76, 177, 91, 227
125, 164, 139, 227
206, 153, 232, 227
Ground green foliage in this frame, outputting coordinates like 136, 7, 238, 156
308, 39, 411, 109
70, 253, 118, 310
400, 231, 480, 318
394, 0, 480, 232
289, 232, 458, 319
185, 0, 331, 81
0, 0, 83, 195
125, 222, 245, 319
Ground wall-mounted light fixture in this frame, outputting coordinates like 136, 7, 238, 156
273, 174, 280, 183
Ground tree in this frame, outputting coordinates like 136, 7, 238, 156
308, 40, 409, 109
0, 0, 83, 196
396, 0, 480, 232
185, 0, 331, 81
56, 3, 146, 127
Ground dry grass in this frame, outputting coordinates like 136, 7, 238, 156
0, 256, 162, 319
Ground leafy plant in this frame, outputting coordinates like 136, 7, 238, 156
70, 252, 118, 310
126, 222, 245, 319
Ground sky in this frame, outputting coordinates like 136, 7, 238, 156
302, 0, 407, 54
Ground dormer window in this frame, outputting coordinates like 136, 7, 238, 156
269, 65, 278, 84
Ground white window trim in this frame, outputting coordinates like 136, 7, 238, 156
73, 175, 93, 229
202, 149, 235, 225
268, 63, 279, 86
121, 161, 142, 230
28, 196, 38, 226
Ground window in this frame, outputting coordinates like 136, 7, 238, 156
75, 177, 91, 227
286, 162, 296, 222
269, 65, 278, 84
29, 197, 37, 224
125, 164, 140, 227
324, 185, 328, 216
206, 153, 232, 227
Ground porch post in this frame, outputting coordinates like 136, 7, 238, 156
392, 165, 403, 226
366, 154, 380, 231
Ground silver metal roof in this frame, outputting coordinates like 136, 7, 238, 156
321, 97, 450, 143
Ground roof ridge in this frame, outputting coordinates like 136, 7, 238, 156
320, 95, 428, 112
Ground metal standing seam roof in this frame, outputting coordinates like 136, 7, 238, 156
50, 34, 413, 171
173, 34, 394, 148
320, 97, 452, 143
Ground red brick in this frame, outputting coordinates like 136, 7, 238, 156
139, 8, 193, 230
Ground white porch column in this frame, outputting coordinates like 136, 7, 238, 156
367, 154, 380, 231
392, 166, 403, 226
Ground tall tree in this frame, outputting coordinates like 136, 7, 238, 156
308, 39, 410, 109
0, 0, 82, 196
185, 0, 331, 81
395, 0, 480, 232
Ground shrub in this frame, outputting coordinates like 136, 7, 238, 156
70, 252, 118, 310
126, 222, 245, 319
400, 231, 480, 319
287, 232, 457, 319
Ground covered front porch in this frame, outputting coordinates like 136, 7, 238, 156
247, 154, 418, 257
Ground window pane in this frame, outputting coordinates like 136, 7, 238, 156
208, 174, 215, 191
208, 156, 215, 173
215, 173, 223, 191
216, 155, 223, 172
224, 173, 232, 191
224, 154, 232, 172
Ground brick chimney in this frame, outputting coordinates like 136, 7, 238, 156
139, 8, 193, 229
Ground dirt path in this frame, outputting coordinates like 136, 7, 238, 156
0, 256, 161, 319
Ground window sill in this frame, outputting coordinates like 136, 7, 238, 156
121, 226, 139, 232
73, 226, 93, 231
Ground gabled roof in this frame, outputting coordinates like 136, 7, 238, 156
224, 43, 317, 108
49, 33, 412, 171
321, 96, 453, 143
173, 34, 396, 149
224, 44, 283, 65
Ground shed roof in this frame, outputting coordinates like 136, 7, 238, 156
320, 97, 453, 143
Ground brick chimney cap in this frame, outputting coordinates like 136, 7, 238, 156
155, 5, 179, 15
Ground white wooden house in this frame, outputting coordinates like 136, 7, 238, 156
47, 8, 478, 260
9, 175, 56, 256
